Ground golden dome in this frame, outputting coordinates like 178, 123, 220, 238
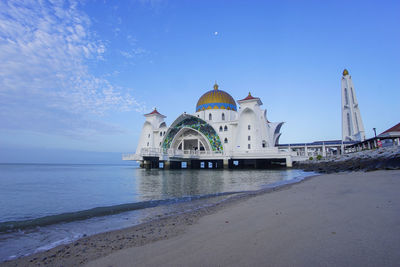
196, 83, 237, 112
343, 69, 349, 76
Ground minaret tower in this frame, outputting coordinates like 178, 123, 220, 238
341, 69, 365, 141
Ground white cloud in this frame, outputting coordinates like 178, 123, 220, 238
120, 48, 148, 59
0, 0, 146, 137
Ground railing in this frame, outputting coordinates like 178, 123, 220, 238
122, 146, 298, 161
137, 148, 224, 158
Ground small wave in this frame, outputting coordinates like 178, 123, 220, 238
0, 191, 243, 233
34, 237, 73, 253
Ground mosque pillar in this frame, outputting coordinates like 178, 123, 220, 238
144, 160, 151, 169
164, 161, 170, 170
223, 159, 229, 169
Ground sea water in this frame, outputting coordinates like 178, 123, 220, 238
0, 163, 314, 262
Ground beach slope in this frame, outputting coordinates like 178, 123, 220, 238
86, 170, 400, 267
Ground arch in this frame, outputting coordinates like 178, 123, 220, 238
272, 122, 284, 146
224, 125, 228, 131
162, 114, 223, 151
159, 122, 167, 128
219, 126, 223, 132
170, 127, 212, 152
224, 138, 228, 144
209, 113, 212, 120
222, 113, 225, 120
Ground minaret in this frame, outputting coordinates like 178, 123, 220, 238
341, 69, 365, 141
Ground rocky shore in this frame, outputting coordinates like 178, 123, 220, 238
295, 146, 400, 173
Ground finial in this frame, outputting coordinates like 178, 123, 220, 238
213, 81, 219, 90
248, 92, 251, 96
343, 69, 349, 76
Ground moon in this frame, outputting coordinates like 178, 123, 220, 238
214, 31, 218, 36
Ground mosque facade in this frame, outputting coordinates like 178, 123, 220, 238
131, 83, 294, 169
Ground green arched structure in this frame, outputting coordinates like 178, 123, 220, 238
162, 114, 223, 151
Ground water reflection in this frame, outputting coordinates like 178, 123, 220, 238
134, 168, 305, 201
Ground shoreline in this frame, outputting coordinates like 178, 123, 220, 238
1, 172, 320, 266
4, 170, 400, 266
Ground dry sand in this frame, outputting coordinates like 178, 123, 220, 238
3, 170, 400, 266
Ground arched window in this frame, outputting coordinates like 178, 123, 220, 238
262, 140, 266, 148
219, 126, 223, 132
224, 125, 228, 131
248, 144, 251, 149
248, 125, 251, 130
222, 113, 225, 121
248, 136, 251, 141
354, 112, 359, 132
344, 88, 349, 105
163, 131, 166, 136
224, 138, 228, 144
351, 88, 355, 104
147, 142, 149, 147
160, 132, 162, 137
209, 113, 212, 120
347, 113, 351, 135
148, 134, 150, 138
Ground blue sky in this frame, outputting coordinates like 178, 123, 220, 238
0, 0, 399, 163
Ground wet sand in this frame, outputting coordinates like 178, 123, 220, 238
3, 170, 400, 266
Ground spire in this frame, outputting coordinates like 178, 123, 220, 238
213, 82, 219, 90
343, 69, 349, 76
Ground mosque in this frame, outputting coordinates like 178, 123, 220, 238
124, 69, 396, 168
127, 83, 295, 169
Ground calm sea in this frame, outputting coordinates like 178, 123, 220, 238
0, 163, 314, 262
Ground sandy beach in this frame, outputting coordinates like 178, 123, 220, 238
3, 170, 400, 267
